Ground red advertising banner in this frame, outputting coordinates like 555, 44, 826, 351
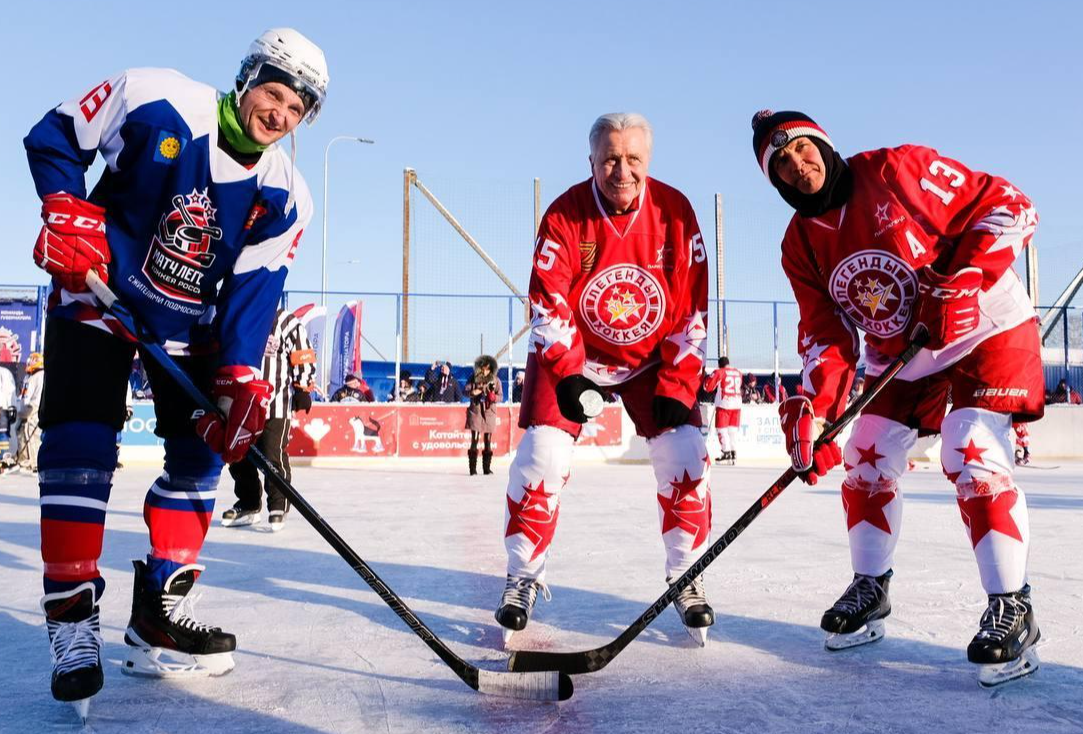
287, 404, 622, 458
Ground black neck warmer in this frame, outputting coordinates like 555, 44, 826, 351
768, 138, 853, 218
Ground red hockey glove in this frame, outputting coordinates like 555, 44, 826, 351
913, 265, 982, 351
196, 366, 273, 463
779, 396, 841, 486
33, 193, 111, 293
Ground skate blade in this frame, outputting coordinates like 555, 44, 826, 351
978, 648, 1040, 688
71, 698, 90, 725
825, 619, 885, 650
683, 624, 709, 647
502, 627, 517, 648
221, 514, 261, 528
123, 646, 235, 679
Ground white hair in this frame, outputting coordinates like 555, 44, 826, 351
589, 112, 653, 156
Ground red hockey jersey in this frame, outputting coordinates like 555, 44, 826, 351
782, 145, 1037, 421
704, 366, 743, 409
528, 178, 708, 407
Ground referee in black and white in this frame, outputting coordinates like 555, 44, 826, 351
221, 308, 317, 532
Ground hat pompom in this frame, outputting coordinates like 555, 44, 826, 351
751, 109, 775, 131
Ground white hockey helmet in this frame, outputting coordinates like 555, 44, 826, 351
236, 28, 329, 125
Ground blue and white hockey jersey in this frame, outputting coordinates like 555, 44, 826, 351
24, 67, 313, 369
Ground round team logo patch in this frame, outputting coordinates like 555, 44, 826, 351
829, 250, 918, 337
579, 264, 665, 345
770, 129, 789, 148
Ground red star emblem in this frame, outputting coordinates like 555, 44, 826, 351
957, 491, 1024, 547
657, 470, 711, 549
855, 443, 885, 469
841, 481, 895, 534
505, 480, 559, 561
956, 440, 988, 466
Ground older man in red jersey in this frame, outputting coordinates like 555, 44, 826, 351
752, 109, 1043, 687
497, 113, 713, 646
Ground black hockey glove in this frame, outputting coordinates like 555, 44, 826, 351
292, 390, 313, 414
555, 374, 603, 424
652, 395, 691, 429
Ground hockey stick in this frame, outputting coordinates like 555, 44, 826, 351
85, 273, 572, 702
508, 327, 930, 675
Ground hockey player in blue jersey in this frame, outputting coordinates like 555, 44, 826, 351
25, 28, 328, 721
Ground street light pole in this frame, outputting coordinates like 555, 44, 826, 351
321, 135, 374, 392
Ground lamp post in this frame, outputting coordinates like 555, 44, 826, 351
321, 135, 374, 392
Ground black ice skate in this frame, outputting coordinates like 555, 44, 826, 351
123, 560, 237, 678
968, 585, 1041, 687
221, 502, 261, 527
41, 582, 104, 724
821, 570, 892, 650
495, 575, 551, 647
668, 575, 714, 646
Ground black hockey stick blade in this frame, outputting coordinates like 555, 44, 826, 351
85, 273, 573, 702
508, 327, 929, 675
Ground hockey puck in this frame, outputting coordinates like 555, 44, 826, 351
580, 389, 604, 418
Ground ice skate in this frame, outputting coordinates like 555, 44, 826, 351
668, 575, 714, 646
495, 575, 550, 646
821, 570, 892, 650
268, 509, 288, 532
123, 560, 237, 678
221, 503, 261, 527
968, 585, 1041, 687
41, 582, 104, 725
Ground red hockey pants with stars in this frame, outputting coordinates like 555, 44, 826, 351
505, 362, 710, 582
839, 320, 1043, 594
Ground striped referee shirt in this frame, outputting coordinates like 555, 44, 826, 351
260, 309, 317, 419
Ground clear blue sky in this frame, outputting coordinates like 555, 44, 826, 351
5, 1, 1081, 311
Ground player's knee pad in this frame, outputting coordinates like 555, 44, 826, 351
38, 422, 118, 594
144, 437, 223, 568
844, 415, 915, 483
940, 408, 1014, 489
504, 426, 573, 578
648, 425, 711, 573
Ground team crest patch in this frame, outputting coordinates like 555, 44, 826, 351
578, 264, 665, 345
142, 189, 222, 304
829, 250, 918, 337
770, 129, 789, 148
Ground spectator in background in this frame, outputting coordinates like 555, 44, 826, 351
389, 370, 420, 402
0, 363, 15, 472
426, 362, 464, 403
742, 373, 763, 404
331, 374, 375, 403
465, 355, 502, 475
762, 373, 788, 404
14, 352, 45, 474
511, 371, 525, 403
848, 375, 865, 403
1048, 378, 1080, 405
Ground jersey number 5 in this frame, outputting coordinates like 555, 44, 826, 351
920, 160, 966, 206
535, 239, 560, 271
689, 233, 707, 265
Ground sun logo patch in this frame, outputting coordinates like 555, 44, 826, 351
153, 130, 186, 164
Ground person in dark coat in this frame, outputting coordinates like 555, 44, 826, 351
426, 362, 464, 403
331, 374, 374, 403
464, 355, 501, 475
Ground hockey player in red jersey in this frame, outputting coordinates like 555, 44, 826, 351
752, 110, 1043, 687
497, 113, 713, 646
703, 357, 743, 463
1012, 422, 1031, 466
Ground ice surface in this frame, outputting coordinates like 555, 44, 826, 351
2, 459, 1081, 733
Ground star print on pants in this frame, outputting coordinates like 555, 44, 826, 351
956, 439, 988, 466
506, 480, 560, 561
658, 470, 711, 549
841, 480, 895, 534
957, 490, 1024, 547
855, 443, 885, 469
